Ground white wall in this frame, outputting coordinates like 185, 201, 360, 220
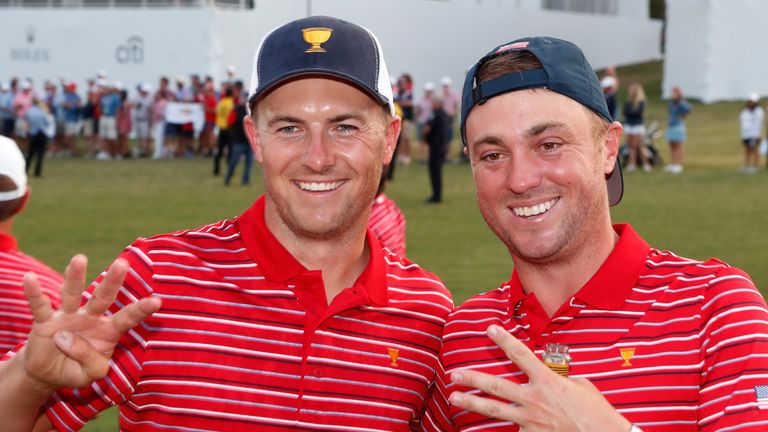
664, 0, 768, 102
1, 0, 662, 97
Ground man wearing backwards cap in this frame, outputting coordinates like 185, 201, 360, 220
0, 16, 452, 431
0, 137, 63, 354
420, 37, 768, 431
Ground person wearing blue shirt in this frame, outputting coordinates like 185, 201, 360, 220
61, 83, 82, 157
664, 86, 692, 174
25, 98, 50, 177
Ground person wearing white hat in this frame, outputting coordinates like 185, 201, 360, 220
739, 93, 764, 173
0, 136, 63, 354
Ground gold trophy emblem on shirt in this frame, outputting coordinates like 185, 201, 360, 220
302, 27, 333, 53
620, 347, 636, 367
543, 343, 571, 377
388, 347, 400, 367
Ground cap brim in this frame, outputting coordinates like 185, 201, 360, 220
607, 159, 623, 206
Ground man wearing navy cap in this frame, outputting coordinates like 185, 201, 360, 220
0, 16, 452, 431
421, 37, 768, 431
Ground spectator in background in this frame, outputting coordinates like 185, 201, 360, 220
24, 98, 50, 177
664, 86, 692, 174
12, 80, 35, 151
424, 96, 449, 203
223, 95, 252, 186
200, 81, 218, 157
116, 87, 133, 158
739, 93, 763, 174
0, 136, 63, 354
60, 82, 81, 158
440, 76, 461, 162
97, 82, 121, 160
601, 75, 618, 121
416, 82, 436, 161
132, 83, 153, 158
81, 79, 100, 157
623, 82, 650, 172
174, 77, 195, 158
214, 86, 235, 176
0, 82, 15, 137
397, 73, 414, 165
369, 169, 406, 257
151, 87, 170, 160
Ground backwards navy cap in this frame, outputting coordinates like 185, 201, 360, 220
248, 16, 394, 116
460, 36, 623, 206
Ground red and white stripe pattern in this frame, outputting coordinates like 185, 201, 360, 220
41, 196, 453, 431
421, 224, 768, 432
0, 233, 62, 354
369, 193, 406, 257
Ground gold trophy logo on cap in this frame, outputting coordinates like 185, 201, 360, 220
302, 27, 333, 53
543, 343, 571, 377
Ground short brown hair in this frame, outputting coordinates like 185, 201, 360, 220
0, 175, 23, 222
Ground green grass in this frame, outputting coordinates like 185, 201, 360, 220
13, 60, 768, 430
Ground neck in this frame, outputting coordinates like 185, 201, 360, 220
514, 222, 618, 317
265, 208, 370, 305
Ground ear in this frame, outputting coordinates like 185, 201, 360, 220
244, 115, 263, 164
383, 115, 402, 165
603, 121, 622, 175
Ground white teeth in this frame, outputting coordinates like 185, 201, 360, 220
513, 199, 557, 217
297, 181, 342, 192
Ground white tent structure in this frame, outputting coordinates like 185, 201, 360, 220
664, 0, 768, 103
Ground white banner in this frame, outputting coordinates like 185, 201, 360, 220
165, 102, 204, 132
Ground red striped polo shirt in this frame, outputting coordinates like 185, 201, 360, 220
38, 195, 453, 431
0, 233, 62, 354
421, 224, 768, 432
369, 193, 406, 257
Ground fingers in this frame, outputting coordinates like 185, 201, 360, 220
86, 258, 129, 316
451, 368, 524, 404
111, 296, 162, 335
53, 331, 110, 382
23, 272, 53, 323
449, 390, 521, 424
60, 254, 88, 313
487, 325, 552, 382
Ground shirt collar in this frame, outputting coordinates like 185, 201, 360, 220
0, 232, 18, 252
237, 195, 388, 305
507, 224, 649, 312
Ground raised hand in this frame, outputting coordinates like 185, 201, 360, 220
447, 325, 631, 432
22, 254, 161, 393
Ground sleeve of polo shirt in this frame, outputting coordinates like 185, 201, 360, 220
419, 342, 457, 432
44, 240, 157, 430
697, 262, 768, 431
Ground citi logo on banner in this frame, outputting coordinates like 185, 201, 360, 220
116, 36, 144, 64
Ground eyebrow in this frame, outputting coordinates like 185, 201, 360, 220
470, 120, 571, 149
267, 115, 303, 128
523, 121, 570, 138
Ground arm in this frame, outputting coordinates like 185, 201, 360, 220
0, 255, 161, 432
448, 325, 632, 432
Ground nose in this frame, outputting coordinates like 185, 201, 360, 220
505, 151, 542, 194
300, 130, 335, 172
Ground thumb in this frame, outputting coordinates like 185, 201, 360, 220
54, 331, 110, 382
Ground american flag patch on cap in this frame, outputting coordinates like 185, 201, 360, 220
755, 385, 768, 409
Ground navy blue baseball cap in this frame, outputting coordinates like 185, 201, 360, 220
248, 16, 395, 116
460, 36, 623, 206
